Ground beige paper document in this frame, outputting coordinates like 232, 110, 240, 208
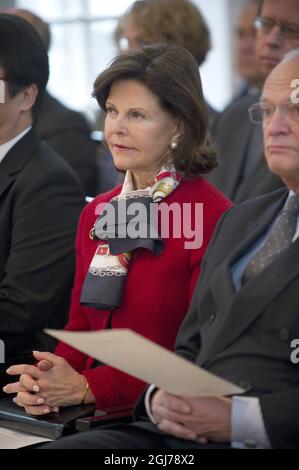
46, 329, 244, 397
0, 427, 52, 449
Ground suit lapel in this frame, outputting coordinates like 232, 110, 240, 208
211, 97, 256, 199
0, 171, 15, 200
0, 129, 40, 199
234, 149, 265, 202
202, 239, 299, 366
219, 94, 259, 199
210, 192, 285, 299
223, 119, 253, 199
198, 191, 292, 365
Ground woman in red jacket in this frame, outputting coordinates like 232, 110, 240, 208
4, 44, 231, 414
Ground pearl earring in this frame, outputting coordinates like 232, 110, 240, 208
170, 141, 178, 150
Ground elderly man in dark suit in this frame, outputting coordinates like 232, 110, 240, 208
210, 0, 299, 203
43, 50, 299, 450
0, 14, 84, 391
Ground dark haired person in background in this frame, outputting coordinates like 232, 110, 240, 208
4, 8, 99, 197
0, 14, 84, 393
4, 44, 230, 416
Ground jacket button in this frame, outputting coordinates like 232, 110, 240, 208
208, 314, 216, 324
279, 328, 290, 342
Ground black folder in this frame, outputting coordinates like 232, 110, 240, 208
0, 397, 95, 440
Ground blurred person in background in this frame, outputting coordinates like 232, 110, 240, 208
230, 0, 264, 105
5, 8, 99, 197
210, 0, 299, 203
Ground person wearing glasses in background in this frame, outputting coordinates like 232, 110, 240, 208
210, 0, 299, 204
43, 49, 299, 450
229, 0, 264, 107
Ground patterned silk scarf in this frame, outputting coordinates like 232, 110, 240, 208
80, 164, 182, 310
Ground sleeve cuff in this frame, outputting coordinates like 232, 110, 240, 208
231, 396, 272, 449
144, 384, 158, 424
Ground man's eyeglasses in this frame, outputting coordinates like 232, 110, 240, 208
248, 101, 299, 124
254, 16, 299, 41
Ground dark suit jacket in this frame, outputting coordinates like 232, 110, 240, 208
208, 95, 284, 203
35, 93, 99, 196
136, 189, 299, 449
0, 129, 84, 372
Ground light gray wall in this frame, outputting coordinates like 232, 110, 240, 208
0, 0, 16, 8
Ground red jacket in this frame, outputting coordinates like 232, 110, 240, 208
55, 177, 231, 409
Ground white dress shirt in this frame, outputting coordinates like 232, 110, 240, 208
289, 190, 299, 240
0, 126, 32, 165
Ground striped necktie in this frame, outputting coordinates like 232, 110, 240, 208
242, 194, 299, 284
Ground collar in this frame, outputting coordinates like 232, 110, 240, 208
121, 171, 137, 195
286, 191, 299, 241
120, 164, 181, 199
0, 126, 32, 165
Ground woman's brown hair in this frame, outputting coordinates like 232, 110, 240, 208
93, 43, 217, 178
114, 0, 211, 67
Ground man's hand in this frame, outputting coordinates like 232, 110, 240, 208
151, 389, 232, 443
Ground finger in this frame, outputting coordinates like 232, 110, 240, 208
24, 405, 54, 416
156, 391, 191, 415
33, 351, 63, 365
25, 405, 59, 416
6, 364, 41, 379
152, 402, 192, 425
2, 381, 23, 394
196, 437, 208, 445
19, 374, 40, 393
37, 360, 53, 372
158, 419, 198, 441
14, 391, 45, 407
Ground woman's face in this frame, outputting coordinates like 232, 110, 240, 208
105, 79, 180, 177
